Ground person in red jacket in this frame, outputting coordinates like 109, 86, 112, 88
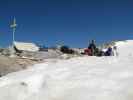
84, 48, 92, 56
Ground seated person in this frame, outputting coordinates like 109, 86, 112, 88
105, 46, 113, 56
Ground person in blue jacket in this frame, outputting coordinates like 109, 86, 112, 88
105, 46, 113, 56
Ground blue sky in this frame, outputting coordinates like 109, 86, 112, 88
0, 0, 133, 47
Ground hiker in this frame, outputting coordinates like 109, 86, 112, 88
105, 46, 113, 56
95, 48, 104, 57
84, 48, 92, 56
113, 46, 118, 56
88, 40, 96, 56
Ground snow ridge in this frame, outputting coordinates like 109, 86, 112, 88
0, 40, 133, 100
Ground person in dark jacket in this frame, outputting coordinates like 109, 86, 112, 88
88, 40, 96, 56
105, 46, 113, 56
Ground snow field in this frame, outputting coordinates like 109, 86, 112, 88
0, 40, 133, 100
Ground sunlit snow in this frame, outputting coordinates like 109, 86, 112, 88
0, 40, 133, 100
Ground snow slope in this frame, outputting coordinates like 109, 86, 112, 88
115, 40, 133, 57
0, 40, 133, 100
